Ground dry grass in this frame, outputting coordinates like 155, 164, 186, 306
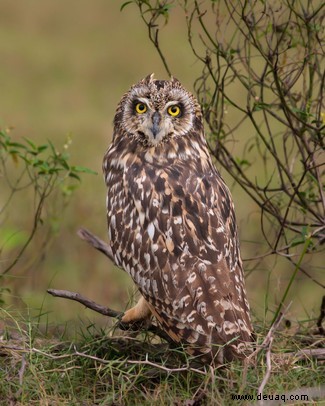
0, 308, 324, 405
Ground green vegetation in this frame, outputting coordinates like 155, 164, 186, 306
0, 129, 95, 278
1, 316, 324, 405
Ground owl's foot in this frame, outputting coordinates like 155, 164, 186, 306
118, 295, 152, 331
121, 295, 152, 323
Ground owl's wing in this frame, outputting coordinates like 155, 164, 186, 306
124, 159, 252, 360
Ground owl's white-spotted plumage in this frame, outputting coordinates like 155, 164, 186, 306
103, 74, 253, 363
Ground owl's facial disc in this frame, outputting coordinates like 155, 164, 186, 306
134, 98, 182, 146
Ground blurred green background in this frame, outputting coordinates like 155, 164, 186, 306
0, 1, 323, 335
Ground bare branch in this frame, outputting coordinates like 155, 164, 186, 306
258, 335, 273, 398
77, 228, 115, 263
46, 288, 173, 344
317, 295, 325, 335
47, 288, 121, 318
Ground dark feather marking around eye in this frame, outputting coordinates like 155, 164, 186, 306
131, 100, 139, 113
171, 102, 184, 118
131, 98, 150, 114
179, 103, 185, 113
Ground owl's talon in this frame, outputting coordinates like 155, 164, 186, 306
118, 304, 151, 331
120, 296, 152, 324
117, 318, 146, 331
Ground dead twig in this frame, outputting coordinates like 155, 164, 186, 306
317, 295, 325, 335
14, 355, 27, 399
242, 304, 291, 393
46, 288, 173, 344
47, 288, 121, 318
0, 344, 206, 376
125, 353, 207, 376
257, 336, 273, 400
278, 348, 325, 361
248, 303, 292, 364
77, 228, 115, 263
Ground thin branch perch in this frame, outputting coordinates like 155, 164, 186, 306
77, 228, 115, 263
46, 288, 173, 343
47, 289, 122, 318
48, 228, 174, 344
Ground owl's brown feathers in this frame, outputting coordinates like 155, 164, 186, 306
103, 74, 253, 363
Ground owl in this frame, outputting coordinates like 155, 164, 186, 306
103, 74, 253, 364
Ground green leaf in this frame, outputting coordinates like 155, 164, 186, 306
19, 155, 32, 164
235, 157, 251, 168
8, 149, 22, 155
7, 141, 27, 149
23, 137, 37, 150
69, 172, 81, 181
71, 165, 97, 175
58, 158, 70, 171
290, 226, 310, 248
253, 102, 270, 112
37, 145, 48, 153
32, 158, 44, 167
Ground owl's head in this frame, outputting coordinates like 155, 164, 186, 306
114, 74, 203, 147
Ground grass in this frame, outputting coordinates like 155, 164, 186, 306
1, 307, 324, 405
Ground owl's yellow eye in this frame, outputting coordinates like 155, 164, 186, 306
167, 105, 181, 117
135, 102, 147, 114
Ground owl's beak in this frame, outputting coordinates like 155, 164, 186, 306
151, 111, 161, 138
